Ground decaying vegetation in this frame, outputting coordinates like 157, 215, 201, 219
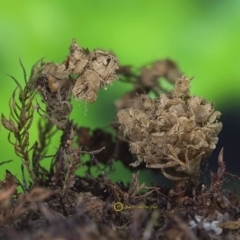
0, 40, 240, 239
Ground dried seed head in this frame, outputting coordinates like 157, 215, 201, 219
33, 39, 119, 129
71, 42, 119, 103
117, 77, 222, 181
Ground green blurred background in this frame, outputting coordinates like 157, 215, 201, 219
1, 0, 240, 188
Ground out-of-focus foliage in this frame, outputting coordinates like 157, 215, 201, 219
0, 0, 240, 183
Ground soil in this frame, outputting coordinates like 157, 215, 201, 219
0, 157, 240, 240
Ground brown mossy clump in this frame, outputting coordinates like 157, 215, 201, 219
117, 77, 222, 182
31, 39, 118, 130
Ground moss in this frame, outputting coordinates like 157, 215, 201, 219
0, 40, 239, 240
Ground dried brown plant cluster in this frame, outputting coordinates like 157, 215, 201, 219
32, 39, 118, 130
0, 40, 240, 240
117, 77, 222, 182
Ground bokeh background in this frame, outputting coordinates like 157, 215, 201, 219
0, 0, 240, 189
